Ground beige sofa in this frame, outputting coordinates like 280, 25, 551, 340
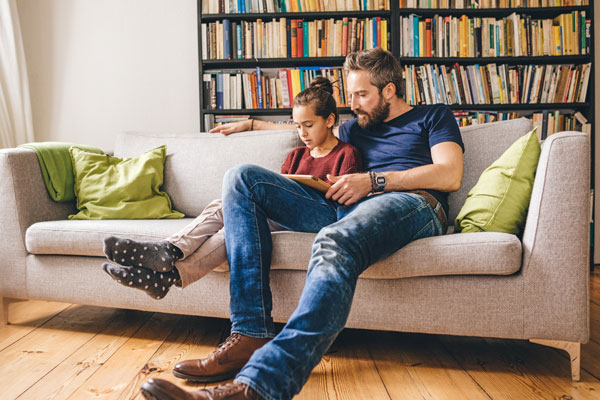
0, 118, 590, 380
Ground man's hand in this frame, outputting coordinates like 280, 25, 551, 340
209, 120, 252, 135
325, 173, 372, 206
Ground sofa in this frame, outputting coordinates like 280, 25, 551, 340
0, 118, 590, 381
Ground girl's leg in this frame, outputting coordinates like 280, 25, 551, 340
177, 219, 285, 288
102, 263, 181, 300
103, 198, 287, 293
175, 229, 226, 287
102, 199, 225, 272
166, 199, 226, 258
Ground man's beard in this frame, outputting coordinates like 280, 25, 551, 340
355, 95, 390, 129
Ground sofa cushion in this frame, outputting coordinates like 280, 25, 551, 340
26, 220, 522, 279
69, 145, 184, 220
448, 118, 533, 224
454, 128, 541, 235
114, 130, 302, 217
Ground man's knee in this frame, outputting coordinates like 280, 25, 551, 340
311, 225, 365, 276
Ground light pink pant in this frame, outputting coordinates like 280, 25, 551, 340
165, 199, 283, 287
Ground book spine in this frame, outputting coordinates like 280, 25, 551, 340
342, 17, 349, 56
303, 21, 309, 57
291, 20, 297, 57
413, 15, 419, 57
223, 19, 232, 59
256, 67, 264, 108
216, 73, 224, 109
425, 18, 432, 57
297, 20, 303, 57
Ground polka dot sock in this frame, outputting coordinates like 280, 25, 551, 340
103, 236, 183, 272
102, 262, 181, 300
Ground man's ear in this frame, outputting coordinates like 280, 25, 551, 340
383, 82, 396, 100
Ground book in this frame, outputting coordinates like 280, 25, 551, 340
223, 19, 232, 59
282, 174, 331, 192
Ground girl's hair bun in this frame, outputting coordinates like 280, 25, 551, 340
293, 76, 339, 126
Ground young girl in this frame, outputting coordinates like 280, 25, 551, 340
102, 77, 363, 299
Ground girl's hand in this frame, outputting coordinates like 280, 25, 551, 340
325, 173, 372, 206
209, 120, 252, 135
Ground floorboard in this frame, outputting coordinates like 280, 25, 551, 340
0, 271, 597, 399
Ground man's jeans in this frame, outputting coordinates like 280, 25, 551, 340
221, 164, 443, 400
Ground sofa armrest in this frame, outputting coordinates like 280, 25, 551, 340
521, 132, 590, 343
0, 149, 76, 297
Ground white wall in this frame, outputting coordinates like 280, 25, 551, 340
16, 0, 199, 152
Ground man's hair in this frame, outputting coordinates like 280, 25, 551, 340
343, 48, 404, 99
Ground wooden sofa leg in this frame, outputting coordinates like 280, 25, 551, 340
1, 297, 8, 325
530, 339, 580, 381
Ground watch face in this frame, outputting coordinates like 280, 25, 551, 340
376, 176, 386, 184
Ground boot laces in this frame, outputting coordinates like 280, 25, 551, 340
213, 382, 242, 395
215, 333, 241, 354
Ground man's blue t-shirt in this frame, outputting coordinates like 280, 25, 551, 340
338, 104, 464, 217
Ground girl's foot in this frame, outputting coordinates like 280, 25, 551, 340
102, 263, 181, 300
103, 236, 183, 272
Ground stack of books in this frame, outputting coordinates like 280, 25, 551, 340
399, 0, 588, 8
399, 12, 590, 58
202, 0, 390, 14
203, 67, 349, 110
201, 17, 388, 60
402, 62, 591, 106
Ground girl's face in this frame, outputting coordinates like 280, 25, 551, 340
292, 105, 335, 151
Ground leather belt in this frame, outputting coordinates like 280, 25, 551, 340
406, 190, 448, 234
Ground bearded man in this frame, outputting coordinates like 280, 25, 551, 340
141, 48, 465, 400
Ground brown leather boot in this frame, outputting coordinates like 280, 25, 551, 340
172, 333, 270, 382
140, 378, 262, 400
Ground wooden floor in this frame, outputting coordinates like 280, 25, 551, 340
1, 269, 599, 400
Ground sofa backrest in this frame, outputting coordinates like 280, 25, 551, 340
114, 130, 303, 216
115, 118, 533, 220
449, 117, 533, 223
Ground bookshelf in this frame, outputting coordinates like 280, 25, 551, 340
199, 1, 392, 129
198, 0, 595, 262
198, 1, 594, 138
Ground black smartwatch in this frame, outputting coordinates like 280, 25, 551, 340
374, 172, 386, 193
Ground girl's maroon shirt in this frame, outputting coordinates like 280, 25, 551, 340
280, 141, 363, 185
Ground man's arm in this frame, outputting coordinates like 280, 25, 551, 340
209, 119, 294, 135
326, 141, 463, 205
384, 141, 463, 192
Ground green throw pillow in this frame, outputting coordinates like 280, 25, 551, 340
69, 145, 184, 220
454, 128, 541, 235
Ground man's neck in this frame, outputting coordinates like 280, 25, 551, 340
384, 98, 413, 122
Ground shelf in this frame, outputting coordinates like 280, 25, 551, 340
400, 55, 592, 65
203, 104, 589, 115
202, 55, 591, 69
202, 57, 347, 69
199, 0, 595, 133
201, 10, 391, 22
204, 107, 353, 115
447, 103, 590, 111
397, 6, 589, 18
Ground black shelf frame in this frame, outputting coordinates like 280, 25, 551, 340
399, 55, 592, 65
202, 102, 590, 115
202, 55, 592, 69
397, 6, 588, 18
202, 57, 347, 68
